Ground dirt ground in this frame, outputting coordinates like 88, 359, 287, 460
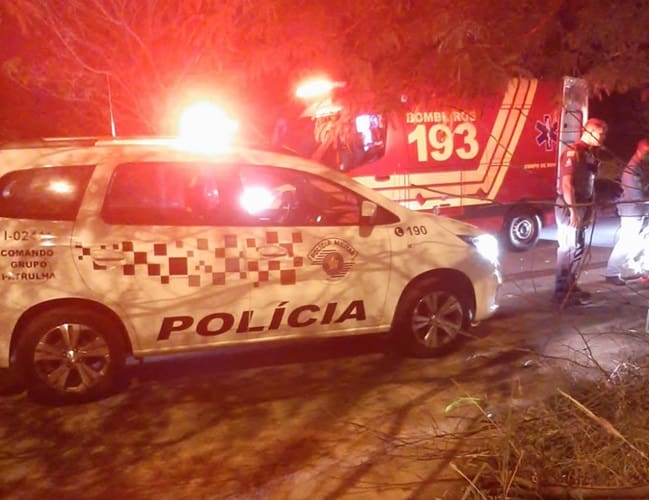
1, 241, 649, 499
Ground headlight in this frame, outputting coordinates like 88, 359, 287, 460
459, 234, 500, 265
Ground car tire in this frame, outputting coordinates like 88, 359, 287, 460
503, 208, 541, 252
15, 307, 126, 404
393, 278, 469, 357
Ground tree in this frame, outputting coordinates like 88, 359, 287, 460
1, 0, 649, 139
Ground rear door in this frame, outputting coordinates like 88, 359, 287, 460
72, 160, 253, 352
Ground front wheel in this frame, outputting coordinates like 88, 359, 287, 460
503, 209, 541, 252
15, 307, 126, 404
392, 279, 470, 357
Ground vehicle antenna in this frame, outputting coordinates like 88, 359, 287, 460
107, 73, 116, 137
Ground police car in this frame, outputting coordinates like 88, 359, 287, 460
0, 137, 500, 403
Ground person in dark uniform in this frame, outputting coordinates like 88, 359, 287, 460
554, 118, 608, 305
605, 138, 649, 284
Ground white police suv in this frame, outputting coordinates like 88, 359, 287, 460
0, 137, 500, 403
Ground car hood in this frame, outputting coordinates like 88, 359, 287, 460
421, 213, 485, 238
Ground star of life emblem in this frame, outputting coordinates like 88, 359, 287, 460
535, 114, 558, 151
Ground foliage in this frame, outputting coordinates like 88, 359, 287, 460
1, 0, 649, 137
455, 360, 649, 498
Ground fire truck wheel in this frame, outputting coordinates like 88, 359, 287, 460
503, 209, 541, 252
392, 278, 469, 358
15, 307, 127, 404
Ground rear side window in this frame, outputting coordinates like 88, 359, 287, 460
102, 162, 240, 226
0, 165, 94, 221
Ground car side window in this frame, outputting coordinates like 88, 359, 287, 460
0, 165, 94, 221
238, 165, 363, 226
102, 162, 239, 226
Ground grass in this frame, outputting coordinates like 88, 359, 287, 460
452, 357, 649, 498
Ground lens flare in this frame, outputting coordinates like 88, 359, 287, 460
177, 101, 238, 153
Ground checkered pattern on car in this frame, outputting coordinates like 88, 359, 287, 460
74, 231, 305, 287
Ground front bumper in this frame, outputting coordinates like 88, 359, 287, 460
473, 266, 502, 322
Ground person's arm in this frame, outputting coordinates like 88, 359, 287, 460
561, 173, 579, 226
638, 158, 649, 203
560, 149, 579, 227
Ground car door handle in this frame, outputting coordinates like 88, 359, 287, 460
90, 249, 126, 265
257, 245, 288, 258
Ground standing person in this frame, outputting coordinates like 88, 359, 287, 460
554, 118, 608, 305
604, 138, 649, 284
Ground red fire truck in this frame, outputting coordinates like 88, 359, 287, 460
274, 76, 589, 251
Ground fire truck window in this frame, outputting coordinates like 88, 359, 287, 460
102, 162, 237, 226
273, 112, 386, 172
334, 113, 386, 172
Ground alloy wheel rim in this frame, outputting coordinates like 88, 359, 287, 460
411, 291, 463, 348
33, 322, 111, 394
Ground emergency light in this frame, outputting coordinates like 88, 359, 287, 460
176, 101, 238, 154
295, 78, 344, 100
295, 78, 346, 118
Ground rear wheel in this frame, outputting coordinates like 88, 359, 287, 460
16, 307, 126, 404
503, 208, 541, 252
393, 279, 470, 357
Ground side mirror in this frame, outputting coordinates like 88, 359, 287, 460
360, 200, 377, 224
